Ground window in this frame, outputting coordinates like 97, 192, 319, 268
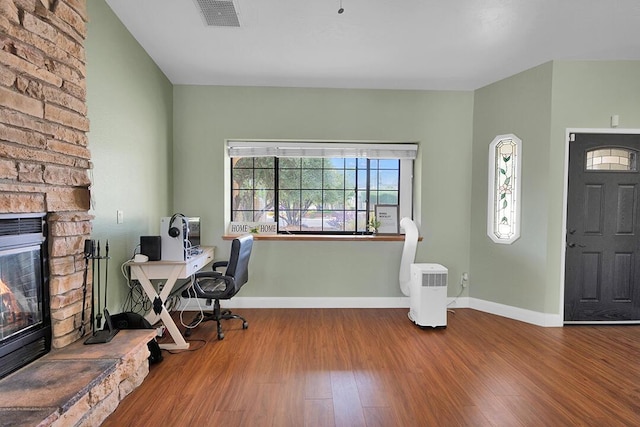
227, 141, 417, 234
487, 134, 522, 244
586, 147, 637, 171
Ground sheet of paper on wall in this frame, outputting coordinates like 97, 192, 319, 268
228, 222, 277, 235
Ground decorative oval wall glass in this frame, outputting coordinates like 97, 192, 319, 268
487, 134, 522, 244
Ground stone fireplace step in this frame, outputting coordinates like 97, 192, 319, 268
0, 329, 156, 427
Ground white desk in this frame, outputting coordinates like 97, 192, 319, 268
128, 247, 214, 350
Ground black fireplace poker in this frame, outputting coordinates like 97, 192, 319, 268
78, 239, 95, 336
80, 239, 119, 345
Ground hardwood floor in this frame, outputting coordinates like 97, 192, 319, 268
102, 308, 640, 426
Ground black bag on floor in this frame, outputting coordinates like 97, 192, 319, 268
111, 312, 163, 364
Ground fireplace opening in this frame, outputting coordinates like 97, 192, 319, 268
0, 213, 50, 380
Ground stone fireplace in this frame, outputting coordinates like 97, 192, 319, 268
0, 3, 156, 424
0, 0, 93, 358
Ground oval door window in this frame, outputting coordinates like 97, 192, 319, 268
586, 147, 637, 171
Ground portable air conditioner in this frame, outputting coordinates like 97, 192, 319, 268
409, 263, 448, 328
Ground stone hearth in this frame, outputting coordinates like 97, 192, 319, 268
0, 329, 155, 427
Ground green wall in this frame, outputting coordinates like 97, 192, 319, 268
470, 63, 554, 312
544, 61, 640, 314
86, 1, 640, 315
86, 0, 173, 309
470, 60, 640, 317
173, 86, 474, 298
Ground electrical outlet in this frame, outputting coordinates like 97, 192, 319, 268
461, 272, 469, 288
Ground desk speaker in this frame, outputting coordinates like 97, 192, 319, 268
140, 236, 161, 261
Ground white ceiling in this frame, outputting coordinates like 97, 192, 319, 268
104, 0, 640, 91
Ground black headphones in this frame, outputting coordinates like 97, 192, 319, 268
168, 213, 186, 238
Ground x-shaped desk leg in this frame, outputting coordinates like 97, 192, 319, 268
131, 264, 190, 350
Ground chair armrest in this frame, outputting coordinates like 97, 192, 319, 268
190, 271, 236, 299
212, 260, 228, 271
181, 271, 222, 298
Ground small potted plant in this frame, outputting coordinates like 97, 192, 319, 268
368, 216, 381, 234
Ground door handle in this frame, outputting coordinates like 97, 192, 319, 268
567, 243, 586, 248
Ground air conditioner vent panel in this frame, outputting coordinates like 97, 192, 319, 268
194, 0, 240, 27
421, 272, 447, 287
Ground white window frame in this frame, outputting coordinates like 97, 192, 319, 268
224, 140, 417, 234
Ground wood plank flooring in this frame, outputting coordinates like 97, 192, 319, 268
102, 308, 640, 426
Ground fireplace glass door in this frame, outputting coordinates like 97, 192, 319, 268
0, 213, 50, 380
0, 245, 44, 341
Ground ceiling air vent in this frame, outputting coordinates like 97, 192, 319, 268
194, 0, 240, 27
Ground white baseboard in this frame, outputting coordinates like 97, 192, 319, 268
179, 296, 411, 310
178, 295, 563, 327
469, 297, 563, 327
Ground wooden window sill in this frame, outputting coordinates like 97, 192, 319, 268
222, 234, 422, 242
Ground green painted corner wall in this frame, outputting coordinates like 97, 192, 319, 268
172, 86, 474, 298
544, 60, 640, 314
470, 62, 554, 312
85, 2, 640, 313
470, 60, 640, 315
86, 0, 173, 310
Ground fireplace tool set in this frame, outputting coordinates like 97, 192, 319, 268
80, 239, 119, 344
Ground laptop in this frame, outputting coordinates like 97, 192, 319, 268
84, 308, 120, 345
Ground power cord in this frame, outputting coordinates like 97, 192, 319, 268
179, 274, 205, 330
162, 339, 207, 354
447, 273, 468, 312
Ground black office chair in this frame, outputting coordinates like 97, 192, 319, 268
182, 234, 253, 340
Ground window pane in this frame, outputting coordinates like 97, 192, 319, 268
345, 158, 356, 169
301, 210, 322, 231
301, 170, 321, 189
301, 158, 320, 168
279, 169, 301, 189
254, 189, 274, 212
254, 157, 274, 168
280, 158, 301, 168
586, 147, 637, 171
324, 211, 344, 231
370, 170, 378, 190
324, 169, 344, 190
254, 169, 274, 190
232, 168, 254, 188
356, 211, 367, 232
233, 210, 254, 222
379, 170, 399, 189
378, 159, 398, 169
233, 157, 253, 168
378, 191, 399, 205
279, 189, 301, 209
232, 189, 254, 211
357, 170, 368, 190
279, 210, 300, 231
345, 170, 356, 188
344, 211, 357, 231
324, 190, 345, 209
301, 189, 322, 208
324, 158, 344, 168
345, 190, 356, 209
357, 190, 367, 209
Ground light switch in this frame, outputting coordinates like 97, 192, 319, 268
117, 210, 124, 224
